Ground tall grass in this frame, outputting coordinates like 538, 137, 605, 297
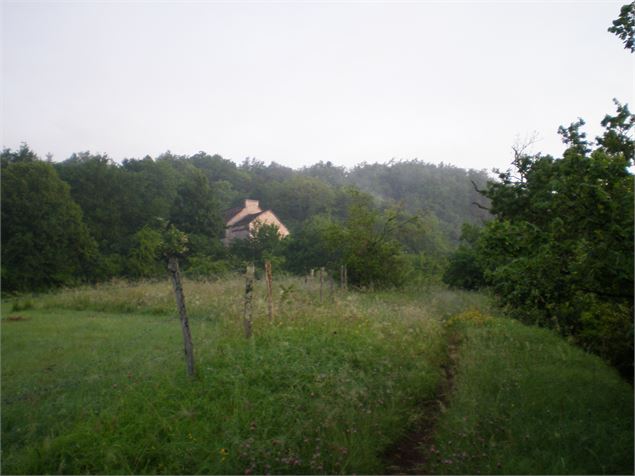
427, 312, 634, 475
1, 278, 488, 474
4, 279, 631, 474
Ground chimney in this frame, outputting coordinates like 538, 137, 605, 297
244, 199, 260, 213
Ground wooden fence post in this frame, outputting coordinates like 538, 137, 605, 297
265, 260, 274, 321
329, 271, 334, 301
243, 263, 255, 338
167, 255, 195, 378
340, 264, 345, 289
344, 264, 348, 291
319, 266, 324, 304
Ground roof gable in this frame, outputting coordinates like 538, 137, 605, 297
229, 211, 267, 229
223, 206, 243, 223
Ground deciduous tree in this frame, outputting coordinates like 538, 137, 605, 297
1, 151, 98, 291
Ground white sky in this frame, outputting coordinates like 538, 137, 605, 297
2, 1, 633, 173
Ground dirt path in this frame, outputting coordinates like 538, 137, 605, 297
383, 331, 460, 475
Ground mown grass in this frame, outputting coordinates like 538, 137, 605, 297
1, 278, 488, 474
426, 310, 634, 475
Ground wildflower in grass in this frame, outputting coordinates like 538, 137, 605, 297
219, 448, 228, 462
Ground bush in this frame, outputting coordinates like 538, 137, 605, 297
184, 256, 230, 279
443, 246, 485, 290
577, 298, 634, 378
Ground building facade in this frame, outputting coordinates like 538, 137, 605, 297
223, 199, 290, 245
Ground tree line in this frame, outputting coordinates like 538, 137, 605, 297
3, 1, 632, 379
1, 146, 490, 293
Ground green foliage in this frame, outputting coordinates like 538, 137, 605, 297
284, 192, 413, 288
429, 316, 633, 475
230, 223, 288, 270
252, 175, 337, 231
443, 231, 485, 291
577, 298, 634, 378
1, 280, 454, 475
347, 160, 490, 243
397, 212, 451, 285
1, 143, 39, 165
2, 283, 631, 474
338, 198, 410, 288
93, 253, 127, 281
126, 226, 164, 279
609, 2, 635, 52
170, 168, 224, 238
11, 299, 34, 312
158, 224, 189, 258
184, 256, 230, 279
56, 153, 138, 254
1, 154, 98, 292
4, 141, 485, 291
454, 102, 634, 376
301, 160, 348, 186
284, 215, 341, 274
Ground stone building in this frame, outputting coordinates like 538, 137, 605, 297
223, 199, 289, 245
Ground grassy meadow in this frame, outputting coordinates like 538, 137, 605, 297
1, 277, 633, 474
428, 311, 634, 475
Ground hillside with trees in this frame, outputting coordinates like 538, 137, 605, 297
1, 147, 491, 292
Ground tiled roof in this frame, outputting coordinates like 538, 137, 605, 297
223, 206, 243, 223
228, 211, 267, 229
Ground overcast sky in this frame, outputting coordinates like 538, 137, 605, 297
2, 1, 633, 172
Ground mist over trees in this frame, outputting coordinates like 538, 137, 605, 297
1, 146, 490, 292
2, 2, 631, 382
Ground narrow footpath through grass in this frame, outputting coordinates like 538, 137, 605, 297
2, 280, 633, 475
425, 310, 634, 475
3, 280, 483, 475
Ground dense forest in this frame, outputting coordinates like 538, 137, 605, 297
1, 147, 490, 292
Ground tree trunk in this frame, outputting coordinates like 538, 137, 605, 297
167, 255, 195, 378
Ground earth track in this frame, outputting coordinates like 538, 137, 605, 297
383, 331, 461, 474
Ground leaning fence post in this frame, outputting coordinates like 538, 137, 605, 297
265, 260, 274, 321
243, 263, 255, 338
167, 255, 195, 378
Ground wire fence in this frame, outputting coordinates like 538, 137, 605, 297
2, 267, 349, 407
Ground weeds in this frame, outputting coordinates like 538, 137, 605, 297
2, 279, 632, 474
1, 277, 455, 474
428, 315, 634, 475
